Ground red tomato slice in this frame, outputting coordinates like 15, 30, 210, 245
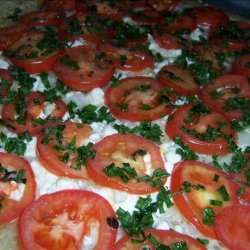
98, 43, 154, 72
2, 91, 67, 136
147, 0, 180, 11
105, 76, 174, 121
232, 54, 250, 78
165, 103, 235, 155
131, 10, 163, 25
37, 122, 93, 179
201, 74, 250, 121
0, 23, 28, 50
164, 14, 196, 33
54, 45, 115, 92
18, 10, 62, 28
86, 133, 167, 194
211, 37, 248, 52
152, 30, 181, 50
0, 152, 36, 225
214, 204, 250, 250
18, 189, 118, 250
0, 69, 13, 97
115, 229, 206, 249
157, 64, 200, 95
170, 160, 239, 239
192, 6, 229, 34
42, 0, 76, 12
5, 31, 62, 74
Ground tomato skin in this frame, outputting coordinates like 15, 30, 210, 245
165, 103, 235, 155
164, 14, 196, 33
0, 69, 13, 97
5, 31, 62, 74
201, 74, 250, 121
87, 133, 167, 194
214, 204, 250, 250
115, 229, 206, 249
42, 0, 76, 12
231, 54, 250, 78
152, 30, 181, 50
157, 64, 200, 95
54, 45, 115, 92
105, 76, 173, 121
37, 122, 93, 179
147, 0, 180, 11
98, 43, 154, 72
131, 10, 163, 25
0, 152, 36, 225
193, 6, 229, 34
170, 160, 239, 239
2, 91, 67, 136
18, 10, 63, 28
18, 189, 118, 250
211, 37, 248, 52
0, 23, 28, 50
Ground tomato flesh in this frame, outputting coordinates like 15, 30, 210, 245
18, 189, 118, 250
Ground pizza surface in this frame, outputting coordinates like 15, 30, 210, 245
0, 0, 249, 250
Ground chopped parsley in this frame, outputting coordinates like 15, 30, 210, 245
0, 163, 26, 184
202, 207, 215, 226
60, 54, 80, 71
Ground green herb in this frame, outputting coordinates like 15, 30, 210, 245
116, 195, 157, 236
111, 74, 122, 86
116, 102, 128, 112
202, 207, 215, 226
159, 70, 184, 82
172, 241, 188, 250
216, 52, 228, 70
114, 121, 163, 144
147, 234, 169, 249
39, 72, 51, 89
66, 17, 84, 35
67, 101, 77, 118
197, 238, 209, 246
181, 181, 205, 193
183, 103, 210, 124
103, 162, 137, 183
55, 79, 71, 94
156, 186, 174, 212
210, 199, 223, 206
0, 79, 11, 92
137, 168, 169, 187
0, 163, 26, 184
74, 142, 96, 170
0, 196, 4, 209
120, 55, 127, 66
217, 185, 230, 201
131, 149, 147, 160
7, 7, 21, 22
133, 84, 151, 92
0, 132, 27, 156
140, 104, 152, 110
213, 174, 219, 183
60, 54, 80, 71
173, 136, 198, 160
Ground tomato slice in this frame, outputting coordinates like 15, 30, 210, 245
211, 37, 248, 52
164, 14, 196, 33
214, 204, 250, 250
131, 10, 163, 25
37, 122, 93, 179
201, 74, 250, 121
152, 30, 181, 50
2, 91, 67, 136
166, 103, 235, 155
192, 6, 229, 34
98, 43, 154, 72
5, 31, 62, 74
0, 69, 13, 97
42, 0, 76, 12
157, 64, 200, 95
86, 133, 167, 194
18, 189, 118, 250
147, 0, 180, 11
0, 23, 28, 50
232, 54, 250, 78
170, 160, 239, 239
105, 76, 174, 121
115, 229, 206, 249
54, 45, 115, 92
18, 10, 62, 28
0, 152, 36, 225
